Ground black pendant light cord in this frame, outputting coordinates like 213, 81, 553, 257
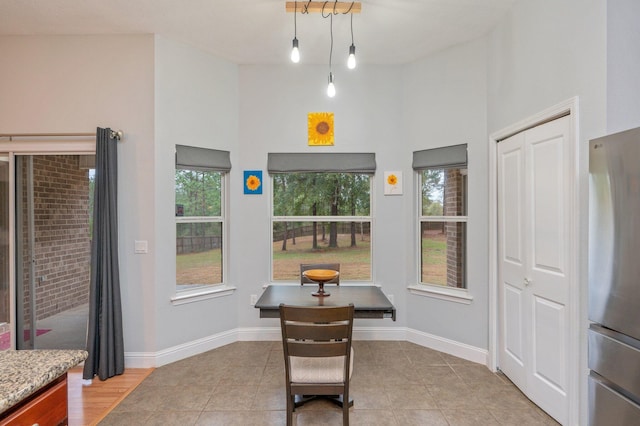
350, 12, 354, 44
329, 13, 333, 71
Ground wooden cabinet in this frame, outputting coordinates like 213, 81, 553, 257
0, 374, 68, 426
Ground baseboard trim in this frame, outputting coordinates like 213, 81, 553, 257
125, 326, 487, 368
406, 328, 488, 365
125, 328, 237, 368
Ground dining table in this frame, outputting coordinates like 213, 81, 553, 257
254, 284, 396, 321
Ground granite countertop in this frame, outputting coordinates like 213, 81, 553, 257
0, 349, 88, 413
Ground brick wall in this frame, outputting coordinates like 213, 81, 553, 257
20, 155, 91, 322
444, 169, 465, 288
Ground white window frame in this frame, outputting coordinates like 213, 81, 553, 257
171, 169, 234, 305
409, 166, 472, 304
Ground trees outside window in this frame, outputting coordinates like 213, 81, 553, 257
271, 172, 372, 281
418, 167, 467, 288
175, 169, 224, 289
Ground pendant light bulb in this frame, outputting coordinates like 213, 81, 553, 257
291, 38, 300, 63
327, 72, 336, 98
347, 44, 356, 69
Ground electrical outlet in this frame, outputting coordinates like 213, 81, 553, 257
250, 294, 258, 305
387, 294, 394, 304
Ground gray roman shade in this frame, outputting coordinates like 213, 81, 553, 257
412, 144, 467, 170
176, 145, 231, 172
267, 153, 376, 174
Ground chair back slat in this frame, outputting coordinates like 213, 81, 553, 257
284, 323, 351, 341
286, 340, 349, 358
281, 305, 351, 322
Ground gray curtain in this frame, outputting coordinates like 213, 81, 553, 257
83, 127, 124, 380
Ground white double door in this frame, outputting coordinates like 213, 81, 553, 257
497, 115, 572, 425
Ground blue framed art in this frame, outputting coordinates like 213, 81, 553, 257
244, 170, 262, 194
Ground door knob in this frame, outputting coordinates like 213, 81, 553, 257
524, 278, 532, 286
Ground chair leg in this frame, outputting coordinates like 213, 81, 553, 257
343, 392, 349, 426
287, 394, 294, 426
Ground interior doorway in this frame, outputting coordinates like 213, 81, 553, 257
15, 154, 95, 350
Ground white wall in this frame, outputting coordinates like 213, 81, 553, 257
402, 38, 489, 349
487, 0, 607, 137
0, 35, 157, 353
154, 36, 239, 350
607, 0, 640, 134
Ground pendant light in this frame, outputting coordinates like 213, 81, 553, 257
291, 38, 300, 63
347, 12, 356, 69
290, 1, 300, 63
327, 72, 336, 97
286, 1, 363, 94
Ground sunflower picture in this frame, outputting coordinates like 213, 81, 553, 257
243, 170, 262, 194
308, 112, 334, 146
384, 171, 403, 195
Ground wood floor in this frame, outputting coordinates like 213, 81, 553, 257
67, 366, 153, 426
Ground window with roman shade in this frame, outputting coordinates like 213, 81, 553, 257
175, 145, 230, 292
268, 153, 375, 282
413, 144, 468, 289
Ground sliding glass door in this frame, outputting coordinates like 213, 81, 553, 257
15, 154, 94, 350
0, 157, 10, 350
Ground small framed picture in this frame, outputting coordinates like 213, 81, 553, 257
384, 171, 402, 195
244, 170, 263, 194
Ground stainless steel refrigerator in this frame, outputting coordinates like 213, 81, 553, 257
589, 126, 640, 425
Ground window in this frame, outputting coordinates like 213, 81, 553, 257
268, 153, 375, 282
175, 145, 230, 292
414, 145, 467, 288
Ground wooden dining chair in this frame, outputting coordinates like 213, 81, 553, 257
279, 303, 355, 426
300, 263, 340, 285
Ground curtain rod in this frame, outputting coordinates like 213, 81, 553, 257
0, 130, 124, 141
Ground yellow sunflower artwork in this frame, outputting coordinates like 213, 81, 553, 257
244, 170, 262, 194
308, 112, 334, 146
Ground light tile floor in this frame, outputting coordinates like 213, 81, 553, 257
100, 341, 559, 425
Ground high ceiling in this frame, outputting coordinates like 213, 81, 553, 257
0, 0, 516, 65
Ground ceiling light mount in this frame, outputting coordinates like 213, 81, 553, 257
285, 1, 361, 14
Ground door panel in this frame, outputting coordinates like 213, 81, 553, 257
0, 157, 11, 350
526, 117, 570, 424
529, 134, 565, 274
498, 115, 571, 425
533, 296, 566, 391
502, 149, 524, 264
498, 131, 527, 390
504, 284, 524, 366
15, 154, 91, 350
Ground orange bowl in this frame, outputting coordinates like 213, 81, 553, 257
302, 269, 339, 282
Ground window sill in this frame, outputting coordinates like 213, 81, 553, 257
407, 284, 473, 305
171, 284, 237, 306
